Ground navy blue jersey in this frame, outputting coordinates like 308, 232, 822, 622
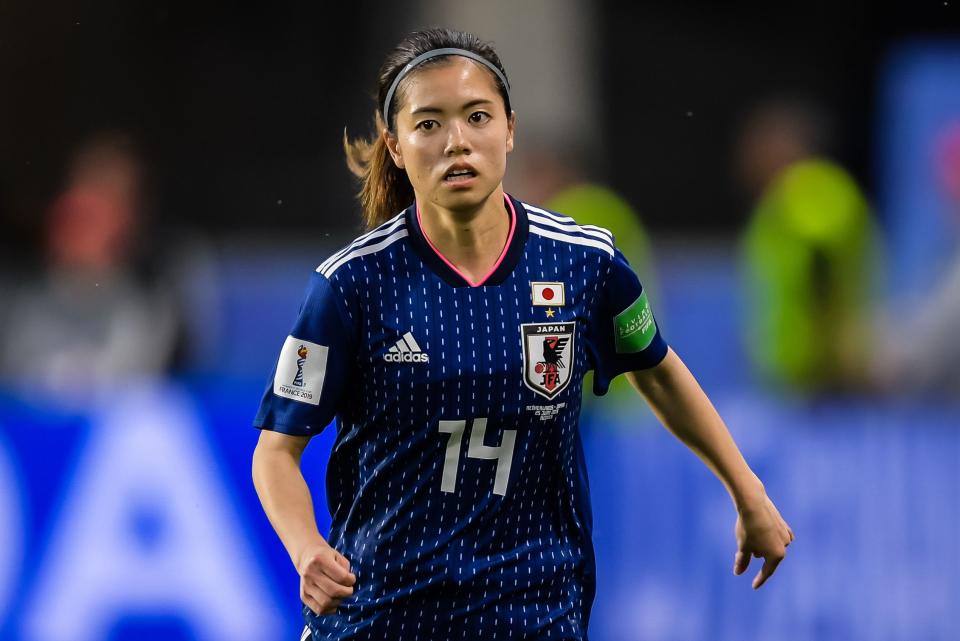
254, 195, 668, 641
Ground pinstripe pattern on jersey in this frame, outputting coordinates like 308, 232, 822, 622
310, 216, 602, 640
257, 194, 667, 640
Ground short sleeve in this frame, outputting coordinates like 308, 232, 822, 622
253, 271, 357, 436
586, 247, 668, 396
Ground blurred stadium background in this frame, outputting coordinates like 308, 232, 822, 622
2, 1, 960, 640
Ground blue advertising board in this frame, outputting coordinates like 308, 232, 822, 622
1, 381, 958, 641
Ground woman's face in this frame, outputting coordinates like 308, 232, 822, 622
385, 57, 515, 213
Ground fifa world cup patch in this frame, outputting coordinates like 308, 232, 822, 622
530, 282, 565, 306
274, 336, 328, 405
521, 322, 575, 399
613, 292, 657, 353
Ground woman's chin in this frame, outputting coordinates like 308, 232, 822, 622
433, 184, 499, 212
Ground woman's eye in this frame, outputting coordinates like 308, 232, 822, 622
469, 111, 490, 124
417, 120, 438, 131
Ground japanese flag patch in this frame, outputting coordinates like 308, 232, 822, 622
531, 282, 565, 306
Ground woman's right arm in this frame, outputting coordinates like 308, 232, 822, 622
252, 430, 356, 614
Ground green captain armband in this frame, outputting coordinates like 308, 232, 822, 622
613, 292, 657, 353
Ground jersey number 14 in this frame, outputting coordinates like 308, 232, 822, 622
438, 418, 516, 496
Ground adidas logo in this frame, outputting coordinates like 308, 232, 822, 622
384, 331, 430, 363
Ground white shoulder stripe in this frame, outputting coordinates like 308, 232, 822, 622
320, 228, 409, 276
527, 213, 614, 245
317, 213, 405, 273
581, 223, 614, 238
316, 212, 405, 273
523, 204, 614, 241
529, 225, 614, 256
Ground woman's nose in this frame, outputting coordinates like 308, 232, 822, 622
444, 121, 471, 155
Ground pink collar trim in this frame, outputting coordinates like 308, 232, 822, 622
415, 196, 518, 288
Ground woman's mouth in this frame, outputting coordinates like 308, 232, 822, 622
444, 168, 477, 183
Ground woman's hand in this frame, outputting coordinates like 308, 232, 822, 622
734, 491, 794, 589
296, 539, 357, 615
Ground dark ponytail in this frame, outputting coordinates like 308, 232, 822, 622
343, 114, 415, 231
343, 28, 511, 230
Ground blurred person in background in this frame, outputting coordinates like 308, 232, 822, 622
0, 133, 185, 396
875, 121, 960, 395
736, 97, 879, 394
508, 137, 657, 416
252, 27, 792, 641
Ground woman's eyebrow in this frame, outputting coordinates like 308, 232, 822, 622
410, 98, 495, 116
460, 98, 494, 109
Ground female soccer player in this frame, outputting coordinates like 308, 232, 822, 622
252, 27, 793, 641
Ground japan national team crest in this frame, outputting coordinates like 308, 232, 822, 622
521, 322, 576, 399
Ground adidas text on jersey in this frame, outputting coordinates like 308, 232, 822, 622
383, 331, 430, 363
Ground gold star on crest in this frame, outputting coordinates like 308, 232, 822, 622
545, 308, 555, 318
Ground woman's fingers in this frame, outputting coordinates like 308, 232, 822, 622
314, 572, 355, 600
303, 576, 348, 615
334, 551, 352, 572
320, 598, 344, 615
299, 548, 357, 616
322, 551, 356, 587
733, 494, 794, 588
302, 549, 357, 589
301, 582, 327, 616
733, 549, 751, 575
752, 554, 784, 590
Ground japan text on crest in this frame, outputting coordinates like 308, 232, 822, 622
521, 322, 576, 399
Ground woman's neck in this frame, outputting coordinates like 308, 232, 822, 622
417, 187, 512, 285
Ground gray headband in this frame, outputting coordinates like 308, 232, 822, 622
382, 47, 511, 130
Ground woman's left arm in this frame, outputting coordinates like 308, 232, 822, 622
624, 347, 795, 589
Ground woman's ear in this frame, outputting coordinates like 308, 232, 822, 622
382, 129, 405, 169
506, 111, 517, 154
